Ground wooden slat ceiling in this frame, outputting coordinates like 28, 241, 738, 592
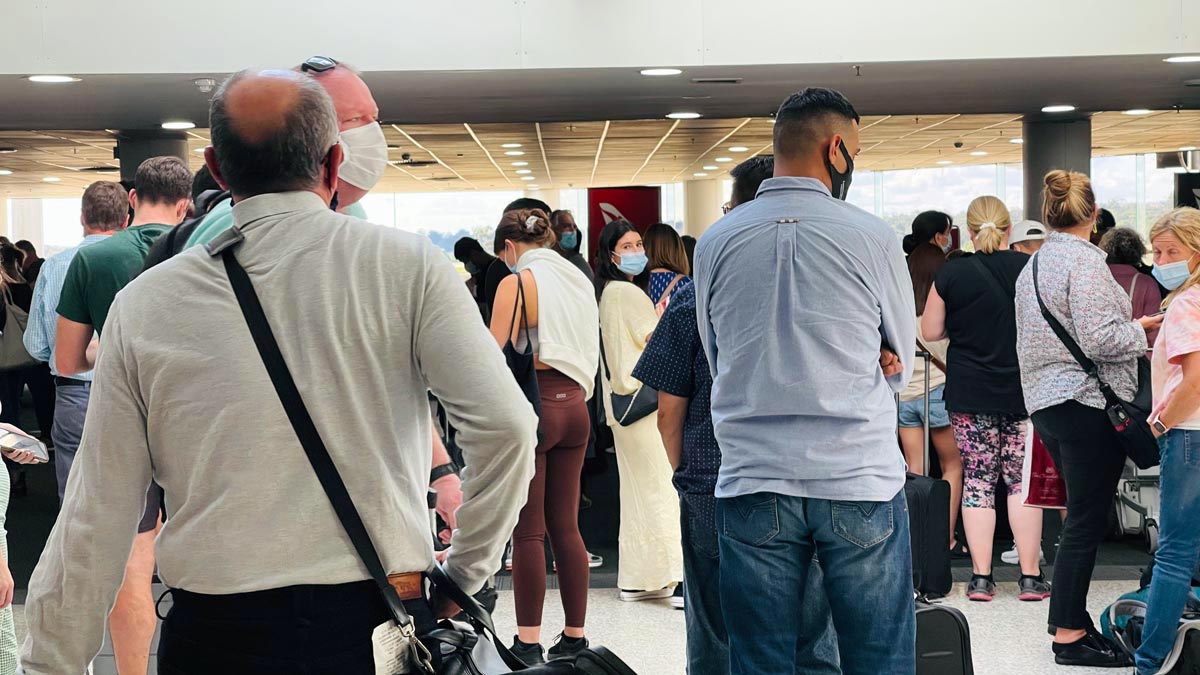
1, 111, 1197, 198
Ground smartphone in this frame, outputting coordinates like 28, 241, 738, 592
0, 431, 49, 463
1149, 310, 1166, 318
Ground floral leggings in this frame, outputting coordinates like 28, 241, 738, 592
949, 412, 1028, 509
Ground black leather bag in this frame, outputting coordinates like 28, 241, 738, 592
502, 274, 542, 418
598, 332, 658, 427
1032, 254, 1159, 469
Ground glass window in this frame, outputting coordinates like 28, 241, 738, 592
1091, 154, 1138, 232
1005, 164, 1025, 224
846, 170, 876, 217
878, 164, 997, 240
1145, 152, 1178, 230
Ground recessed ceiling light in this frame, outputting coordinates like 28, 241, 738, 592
641, 68, 682, 77
501, 143, 522, 149
528, 185, 540, 189
693, 173, 709, 177
715, 157, 733, 163
1181, 146, 1198, 151
193, 147, 206, 153
0, 148, 16, 154
703, 165, 719, 170
1164, 55, 1200, 63
1123, 109, 1153, 116
161, 121, 196, 130
520, 176, 536, 181
970, 151, 989, 157
937, 160, 953, 165
515, 169, 532, 174
1041, 105, 1076, 113
42, 176, 61, 182
666, 112, 702, 120
511, 161, 529, 167
0, 170, 12, 176
505, 150, 525, 156
729, 146, 749, 152
27, 75, 81, 83
1010, 138, 1024, 144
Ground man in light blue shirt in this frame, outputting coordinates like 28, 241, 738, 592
23, 180, 126, 502
694, 88, 917, 675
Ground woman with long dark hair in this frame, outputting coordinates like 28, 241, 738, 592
903, 210, 955, 256
595, 220, 682, 602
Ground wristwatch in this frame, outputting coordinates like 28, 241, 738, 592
429, 462, 460, 484
1151, 417, 1169, 435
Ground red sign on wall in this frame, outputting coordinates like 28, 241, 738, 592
586, 186, 662, 267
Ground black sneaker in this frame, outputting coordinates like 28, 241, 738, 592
967, 575, 996, 602
1052, 630, 1131, 667
510, 637, 546, 666
547, 634, 589, 661
1019, 574, 1052, 602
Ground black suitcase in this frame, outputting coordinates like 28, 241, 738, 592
905, 473, 953, 598
916, 600, 974, 675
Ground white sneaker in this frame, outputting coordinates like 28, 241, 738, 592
552, 552, 604, 572
1001, 545, 1046, 565
619, 587, 674, 602
670, 585, 685, 610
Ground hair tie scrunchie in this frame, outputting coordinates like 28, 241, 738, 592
525, 216, 539, 232
979, 222, 997, 230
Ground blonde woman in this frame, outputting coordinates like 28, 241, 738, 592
1135, 207, 1200, 675
922, 196, 1046, 603
1015, 171, 1159, 667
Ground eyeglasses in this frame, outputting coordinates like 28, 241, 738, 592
301, 56, 339, 74
722, 202, 733, 215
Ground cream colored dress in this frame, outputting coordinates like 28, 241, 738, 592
599, 281, 684, 591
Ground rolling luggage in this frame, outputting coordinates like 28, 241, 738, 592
916, 600, 974, 675
902, 350, 953, 600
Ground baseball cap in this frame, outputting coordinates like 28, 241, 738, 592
1010, 220, 1047, 245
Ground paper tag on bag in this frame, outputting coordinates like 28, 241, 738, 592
372, 621, 412, 675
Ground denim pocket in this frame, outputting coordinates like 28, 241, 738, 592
831, 500, 894, 549
1185, 430, 1200, 468
720, 493, 780, 546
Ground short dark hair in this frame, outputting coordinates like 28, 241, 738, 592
209, 70, 339, 197
729, 156, 774, 207
504, 197, 551, 214
191, 165, 222, 201
453, 237, 486, 263
1097, 208, 1117, 232
1100, 227, 1147, 266
773, 88, 860, 161
133, 156, 192, 205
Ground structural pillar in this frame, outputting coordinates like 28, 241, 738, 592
1022, 117, 1092, 223
683, 178, 724, 238
8, 198, 45, 250
116, 131, 190, 182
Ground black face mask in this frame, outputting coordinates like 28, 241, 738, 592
825, 140, 854, 201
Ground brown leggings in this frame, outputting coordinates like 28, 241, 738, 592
513, 369, 591, 628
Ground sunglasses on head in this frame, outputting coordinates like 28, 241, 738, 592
301, 56, 338, 73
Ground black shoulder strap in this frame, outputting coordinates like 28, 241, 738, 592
218, 247, 423, 641
971, 254, 1016, 304
1031, 253, 1106, 388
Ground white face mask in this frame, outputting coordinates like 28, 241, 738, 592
337, 122, 388, 191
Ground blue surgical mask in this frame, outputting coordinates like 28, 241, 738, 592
1153, 258, 1195, 290
616, 252, 648, 276
561, 231, 579, 251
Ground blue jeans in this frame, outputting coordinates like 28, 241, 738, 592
682, 494, 839, 675
50, 381, 90, 505
1136, 429, 1200, 674
718, 488, 915, 675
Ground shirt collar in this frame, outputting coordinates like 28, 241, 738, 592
1046, 230, 1105, 258
755, 176, 833, 199
231, 191, 330, 230
81, 234, 110, 243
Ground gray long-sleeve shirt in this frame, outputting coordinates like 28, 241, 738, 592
21, 191, 537, 674
694, 177, 915, 503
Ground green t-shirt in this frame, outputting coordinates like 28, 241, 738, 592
187, 198, 367, 248
57, 224, 172, 334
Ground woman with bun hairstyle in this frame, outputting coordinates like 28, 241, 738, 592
903, 210, 954, 256
923, 196, 1046, 603
490, 209, 600, 665
1015, 171, 1162, 668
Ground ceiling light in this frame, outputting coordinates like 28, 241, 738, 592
0, 170, 11, 176
641, 68, 682, 77
520, 176, 536, 181
0, 148, 16, 154
511, 161, 529, 167
666, 112, 701, 120
1010, 138, 1024, 144
528, 185, 541, 189
505, 150, 525, 156
42, 176, 61, 182
937, 160, 953, 165
1164, 55, 1200, 63
27, 75, 81, 83
703, 165, 719, 170
729, 146, 749, 152
715, 157, 733, 163
515, 169, 532, 174
161, 121, 196, 130
1181, 146, 1198, 151
1041, 105, 1076, 113
970, 151, 989, 157
501, 143, 522, 149
1123, 109, 1153, 116
693, 173, 709, 177
193, 147, 206, 153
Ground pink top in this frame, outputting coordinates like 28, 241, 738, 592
1152, 285, 1200, 430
